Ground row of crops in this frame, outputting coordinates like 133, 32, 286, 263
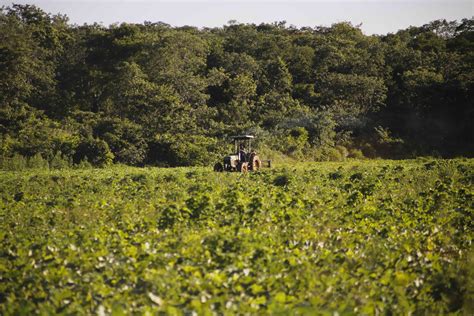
1, 159, 473, 314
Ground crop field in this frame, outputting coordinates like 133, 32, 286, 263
0, 159, 473, 314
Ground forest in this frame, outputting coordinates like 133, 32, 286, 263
0, 4, 473, 167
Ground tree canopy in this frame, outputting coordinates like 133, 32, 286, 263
1, 5, 472, 166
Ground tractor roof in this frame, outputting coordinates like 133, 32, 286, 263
231, 135, 255, 140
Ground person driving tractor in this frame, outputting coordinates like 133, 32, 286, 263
238, 144, 247, 162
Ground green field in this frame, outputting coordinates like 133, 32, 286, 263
1, 159, 473, 314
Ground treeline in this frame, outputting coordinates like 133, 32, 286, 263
1, 4, 473, 167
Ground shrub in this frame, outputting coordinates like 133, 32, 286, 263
27, 153, 49, 169
273, 174, 291, 186
335, 145, 349, 160
310, 147, 345, 161
73, 138, 114, 167
361, 143, 377, 158
0, 153, 66, 170
348, 148, 365, 159
75, 159, 93, 169
49, 152, 73, 169
150, 134, 218, 167
283, 127, 309, 158
324, 147, 344, 161
93, 118, 147, 165
0, 153, 27, 171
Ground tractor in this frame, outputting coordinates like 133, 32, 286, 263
213, 135, 269, 172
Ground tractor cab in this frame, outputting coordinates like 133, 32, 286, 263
232, 134, 254, 161
214, 135, 264, 172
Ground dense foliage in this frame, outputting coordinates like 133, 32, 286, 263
1, 4, 473, 167
0, 159, 472, 314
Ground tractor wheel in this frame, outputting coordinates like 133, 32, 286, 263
213, 162, 224, 172
252, 155, 261, 171
237, 162, 248, 173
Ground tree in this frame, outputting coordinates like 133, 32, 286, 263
260, 57, 292, 94
0, 4, 472, 165
93, 118, 147, 165
144, 31, 210, 108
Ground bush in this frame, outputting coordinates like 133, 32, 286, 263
284, 127, 309, 158
258, 146, 295, 164
0, 153, 56, 171
49, 152, 73, 169
310, 146, 344, 161
75, 159, 93, 169
335, 145, 349, 160
324, 147, 344, 161
93, 118, 147, 165
348, 148, 365, 159
27, 153, 49, 169
0, 153, 27, 171
73, 138, 114, 167
273, 174, 292, 186
361, 143, 377, 158
373, 126, 405, 158
150, 134, 218, 167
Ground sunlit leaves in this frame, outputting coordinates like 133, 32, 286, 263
0, 159, 472, 314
